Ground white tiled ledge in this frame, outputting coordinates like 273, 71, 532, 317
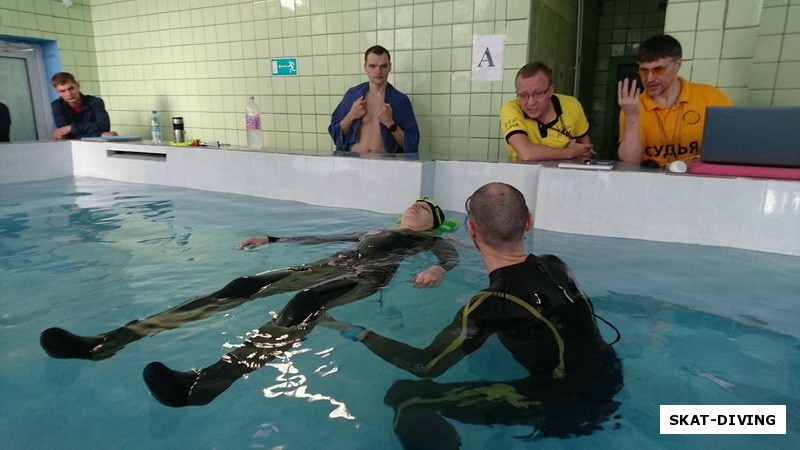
1, 141, 798, 256
534, 167, 800, 256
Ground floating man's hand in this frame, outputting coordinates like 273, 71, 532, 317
412, 264, 446, 288
238, 236, 270, 250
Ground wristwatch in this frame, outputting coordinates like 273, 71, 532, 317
388, 122, 398, 132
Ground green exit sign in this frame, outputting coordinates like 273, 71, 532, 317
271, 58, 298, 76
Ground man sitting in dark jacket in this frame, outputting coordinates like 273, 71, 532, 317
50, 72, 117, 139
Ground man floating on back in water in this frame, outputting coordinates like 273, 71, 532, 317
323, 183, 623, 448
40, 197, 458, 407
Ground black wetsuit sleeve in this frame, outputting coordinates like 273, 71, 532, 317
359, 302, 490, 378
270, 233, 363, 245
431, 238, 459, 271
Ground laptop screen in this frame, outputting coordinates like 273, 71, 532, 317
700, 106, 800, 168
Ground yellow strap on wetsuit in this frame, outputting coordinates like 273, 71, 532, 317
423, 291, 493, 370
486, 291, 567, 379
424, 291, 566, 380
392, 383, 542, 429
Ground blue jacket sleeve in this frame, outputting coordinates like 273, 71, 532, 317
386, 87, 420, 154
329, 84, 367, 152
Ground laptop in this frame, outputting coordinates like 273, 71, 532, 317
699, 106, 800, 168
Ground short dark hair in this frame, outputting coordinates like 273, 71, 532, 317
467, 183, 529, 250
364, 45, 391, 63
637, 34, 682, 63
51, 72, 78, 88
515, 62, 552, 84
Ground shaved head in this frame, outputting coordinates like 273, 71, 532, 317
467, 183, 529, 251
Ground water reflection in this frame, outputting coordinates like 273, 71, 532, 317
262, 347, 355, 420
0, 179, 193, 274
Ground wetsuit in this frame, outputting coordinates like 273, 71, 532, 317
40, 229, 458, 406
354, 254, 622, 448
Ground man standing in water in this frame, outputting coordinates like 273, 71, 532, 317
40, 197, 457, 407
329, 45, 420, 154
325, 183, 623, 448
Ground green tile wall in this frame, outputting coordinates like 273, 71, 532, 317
587, 0, 800, 158
0, 0, 100, 93
663, 0, 800, 106
3, 0, 798, 159
2, 0, 537, 159
589, 0, 666, 158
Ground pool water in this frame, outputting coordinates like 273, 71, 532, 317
1, 177, 798, 449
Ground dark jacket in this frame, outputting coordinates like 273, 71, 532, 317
51, 94, 111, 138
0, 102, 10, 142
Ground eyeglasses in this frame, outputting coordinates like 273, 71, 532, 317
638, 65, 670, 78
516, 86, 551, 103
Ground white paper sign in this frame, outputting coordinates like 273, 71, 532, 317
472, 35, 505, 81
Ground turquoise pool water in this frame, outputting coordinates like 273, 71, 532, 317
1, 177, 798, 449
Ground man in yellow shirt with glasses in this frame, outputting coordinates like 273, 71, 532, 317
617, 34, 732, 168
500, 62, 594, 162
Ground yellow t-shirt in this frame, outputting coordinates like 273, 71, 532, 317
500, 94, 590, 160
619, 77, 733, 167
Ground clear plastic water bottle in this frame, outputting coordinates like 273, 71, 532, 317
150, 110, 162, 144
245, 96, 262, 150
